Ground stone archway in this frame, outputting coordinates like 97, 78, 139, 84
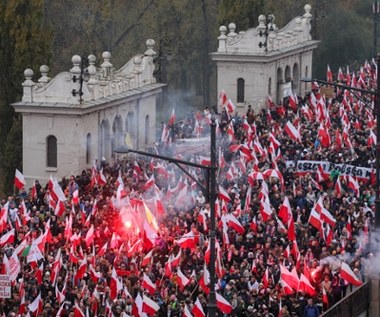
100, 119, 111, 160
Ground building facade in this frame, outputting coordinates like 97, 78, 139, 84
12, 39, 164, 187
210, 4, 319, 113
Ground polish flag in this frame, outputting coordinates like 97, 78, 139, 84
143, 220, 158, 251
334, 176, 343, 197
72, 189, 79, 205
218, 185, 231, 203
280, 264, 299, 291
226, 99, 235, 113
89, 265, 102, 283
141, 249, 153, 267
131, 293, 143, 316
284, 121, 301, 142
347, 175, 360, 197
171, 249, 182, 268
226, 214, 245, 234
219, 90, 227, 106
340, 262, 362, 286
14, 169, 25, 190
327, 64, 333, 82
298, 273, 316, 296
260, 196, 273, 222
0, 229, 15, 247
216, 293, 233, 314
192, 298, 205, 317
278, 196, 291, 223
55, 284, 66, 304
73, 254, 86, 279
28, 292, 42, 313
85, 225, 94, 247
143, 174, 155, 190
142, 294, 160, 315
97, 242, 108, 257
177, 267, 190, 291
280, 278, 295, 295
73, 302, 85, 317
142, 273, 156, 295
262, 267, 269, 288
322, 286, 329, 306
368, 130, 377, 147
177, 231, 196, 250
168, 108, 176, 126
35, 262, 44, 285
109, 267, 123, 300
98, 168, 107, 186
183, 305, 193, 317
308, 209, 323, 232
54, 199, 65, 217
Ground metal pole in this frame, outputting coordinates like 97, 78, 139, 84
375, 53, 380, 229
207, 117, 217, 317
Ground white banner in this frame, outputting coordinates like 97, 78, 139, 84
285, 160, 373, 179
0, 275, 11, 298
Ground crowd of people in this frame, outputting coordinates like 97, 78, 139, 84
0, 60, 379, 317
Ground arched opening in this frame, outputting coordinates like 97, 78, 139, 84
125, 112, 136, 147
285, 65, 291, 83
305, 66, 309, 91
100, 119, 111, 160
145, 115, 150, 145
46, 135, 57, 168
293, 63, 299, 94
237, 78, 245, 103
276, 67, 283, 104
112, 115, 123, 154
86, 133, 91, 165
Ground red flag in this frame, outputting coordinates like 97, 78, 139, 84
327, 64, 333, 82
280, 264, 299, 291
73, 302, 85, 317
218, 185, 231, 203
109, 267, 123, 300
176, 267, 190, 291
141, 249, 153, 267
85, 225, 94, 247
0, 229, 15, 247
308, 209, 323, 232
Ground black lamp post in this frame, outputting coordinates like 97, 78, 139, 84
301, 54, 380, 229
114, 118, 218, 317
258, 14, 275, 52
72, 56, 90, 103
374, 2, 380, 57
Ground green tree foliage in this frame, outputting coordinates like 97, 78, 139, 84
0, 0, 52, 194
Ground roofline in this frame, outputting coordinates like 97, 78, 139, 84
210, 40, 320, 63
12, 83, 166, 115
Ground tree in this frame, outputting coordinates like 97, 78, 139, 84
0, 0, 52, 194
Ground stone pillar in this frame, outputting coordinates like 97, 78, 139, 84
370, 278, 380, 317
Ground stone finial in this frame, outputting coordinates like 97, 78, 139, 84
87, 54, 98, 85
101, 51, 113, 78
218, 25, 227, 53
22, 68, 35, 102
228, 23, 237, 37
24, 68, 34, 82
70, 55, 82, 75
145, 39, 156, 57
38, 65, 50, 83
304, 4, 312, 18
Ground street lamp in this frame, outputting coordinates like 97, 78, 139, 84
258, 14, 275, 52
301, 53, 380, 229
72, 55, 90, 103
114, 118, 218, 317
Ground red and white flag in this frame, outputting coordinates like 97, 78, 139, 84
168, 108, 176, 126
216, 292, 233, 314
85, 225, 94, 247
142, 273, 156, 295
298, 273, 316, 296
280, 264, 299, 291
73, 302, 85, 317
28, 292, 42, 313
340, 262, 362, 286
0, 229, 15, 247
14, 169, 25, 190
192, 298, 205, 317
109, 267, 123, 300
218, 185, 231, 203
226, 99, 235, 113
284, 121, 301, 142
327, 64, 333, 82
142, 294, 160, 315
141, 249, 153, 267
177, 267, 190, 291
